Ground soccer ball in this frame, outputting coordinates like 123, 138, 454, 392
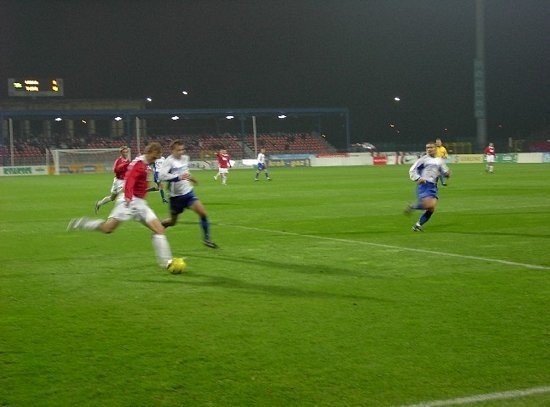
167, 257, 186, 274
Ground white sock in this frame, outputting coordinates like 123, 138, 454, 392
152, 234, 172, 267
78, 218, 103, 230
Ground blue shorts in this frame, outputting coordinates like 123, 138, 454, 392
153, 171, 161, 184
257, 163, 267, 171
169, 191, 199, 215
417, 182, 439, 200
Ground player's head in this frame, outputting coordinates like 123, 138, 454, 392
260, 148, 266, 153
435, 138, 442, 146
120, 145, 129, 157
489, 142, 494, 147
144, 142, 162, 163
425, 142, 436, 157
170, 140, 185, 158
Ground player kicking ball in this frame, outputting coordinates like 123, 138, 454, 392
68, 142, 176, 269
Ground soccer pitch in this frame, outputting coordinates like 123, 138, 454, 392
1, 164, 549, 406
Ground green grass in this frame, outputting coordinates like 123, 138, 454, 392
1, 164, 549, 406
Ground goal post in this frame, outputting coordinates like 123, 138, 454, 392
50, 148, 130, 175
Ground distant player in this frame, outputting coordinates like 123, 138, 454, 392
254, 148, 271, 181
95, 145, 130, 213
68, 142, 175, 268
159, 140, 218, 248
484, 142, 496, 173
434, 138, 449, 186
405, 141, 451, 232
147, 155, 168, 203
214, 149, 231, 185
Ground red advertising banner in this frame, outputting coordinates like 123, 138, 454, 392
373, 156, 388, 165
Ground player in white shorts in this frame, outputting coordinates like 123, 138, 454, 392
68, 142, 179, 269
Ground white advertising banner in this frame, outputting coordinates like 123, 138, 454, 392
1, 166, 49, 176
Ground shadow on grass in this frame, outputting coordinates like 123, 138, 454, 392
431, 228, 550, 239
130, 252, 391, 303
133, 272, 391, 303
190, 252, 379, 279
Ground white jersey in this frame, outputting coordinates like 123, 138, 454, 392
409, 154, 449, 184
158, 154, 193, 197
153, 157, 165, 173
257, 152, 266, 165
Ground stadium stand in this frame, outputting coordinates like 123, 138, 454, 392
1, 132, 338, 166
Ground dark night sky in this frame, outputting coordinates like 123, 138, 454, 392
1, 0, 548, 144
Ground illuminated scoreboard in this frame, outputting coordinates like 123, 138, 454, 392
8, 78, 64, 97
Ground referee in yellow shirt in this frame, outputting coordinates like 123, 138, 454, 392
435, 138, 449, 186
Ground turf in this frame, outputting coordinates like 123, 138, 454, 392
1, 164, 549, 406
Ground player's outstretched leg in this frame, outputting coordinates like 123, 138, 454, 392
404, 202, 423, 215
67, 217, 103, 231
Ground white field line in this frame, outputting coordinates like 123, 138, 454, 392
224, 224, 550, 271
399, 385, 550, 406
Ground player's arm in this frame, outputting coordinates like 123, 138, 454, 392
440, 161, 451, 178
158, 158, 179, 183
408, 159, 423, 182
186, 173, 198, 185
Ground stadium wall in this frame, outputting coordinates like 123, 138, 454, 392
1, 153, 548, 176
0, 165, 49, 176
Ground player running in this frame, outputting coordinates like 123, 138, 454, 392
147, 155, 168, 203
159, 140, 218, 248
254, 148, 271, 181
68, 142, 176, 268
404, 141, 451, 232
94, 145, 130, 213
214, 149, 231, 185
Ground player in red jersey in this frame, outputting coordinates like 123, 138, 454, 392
95, 145, 131, 213
214, 149, 231, 185
484, 142, 496, 173
68, 142, 180, 269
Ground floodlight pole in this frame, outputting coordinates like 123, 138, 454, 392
8, 118, 14, 166
474, 0, 488, 150
252, 115, 258, 156
135, 116, 141, 155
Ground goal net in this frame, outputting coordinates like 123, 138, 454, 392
50, 148, 130, 175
